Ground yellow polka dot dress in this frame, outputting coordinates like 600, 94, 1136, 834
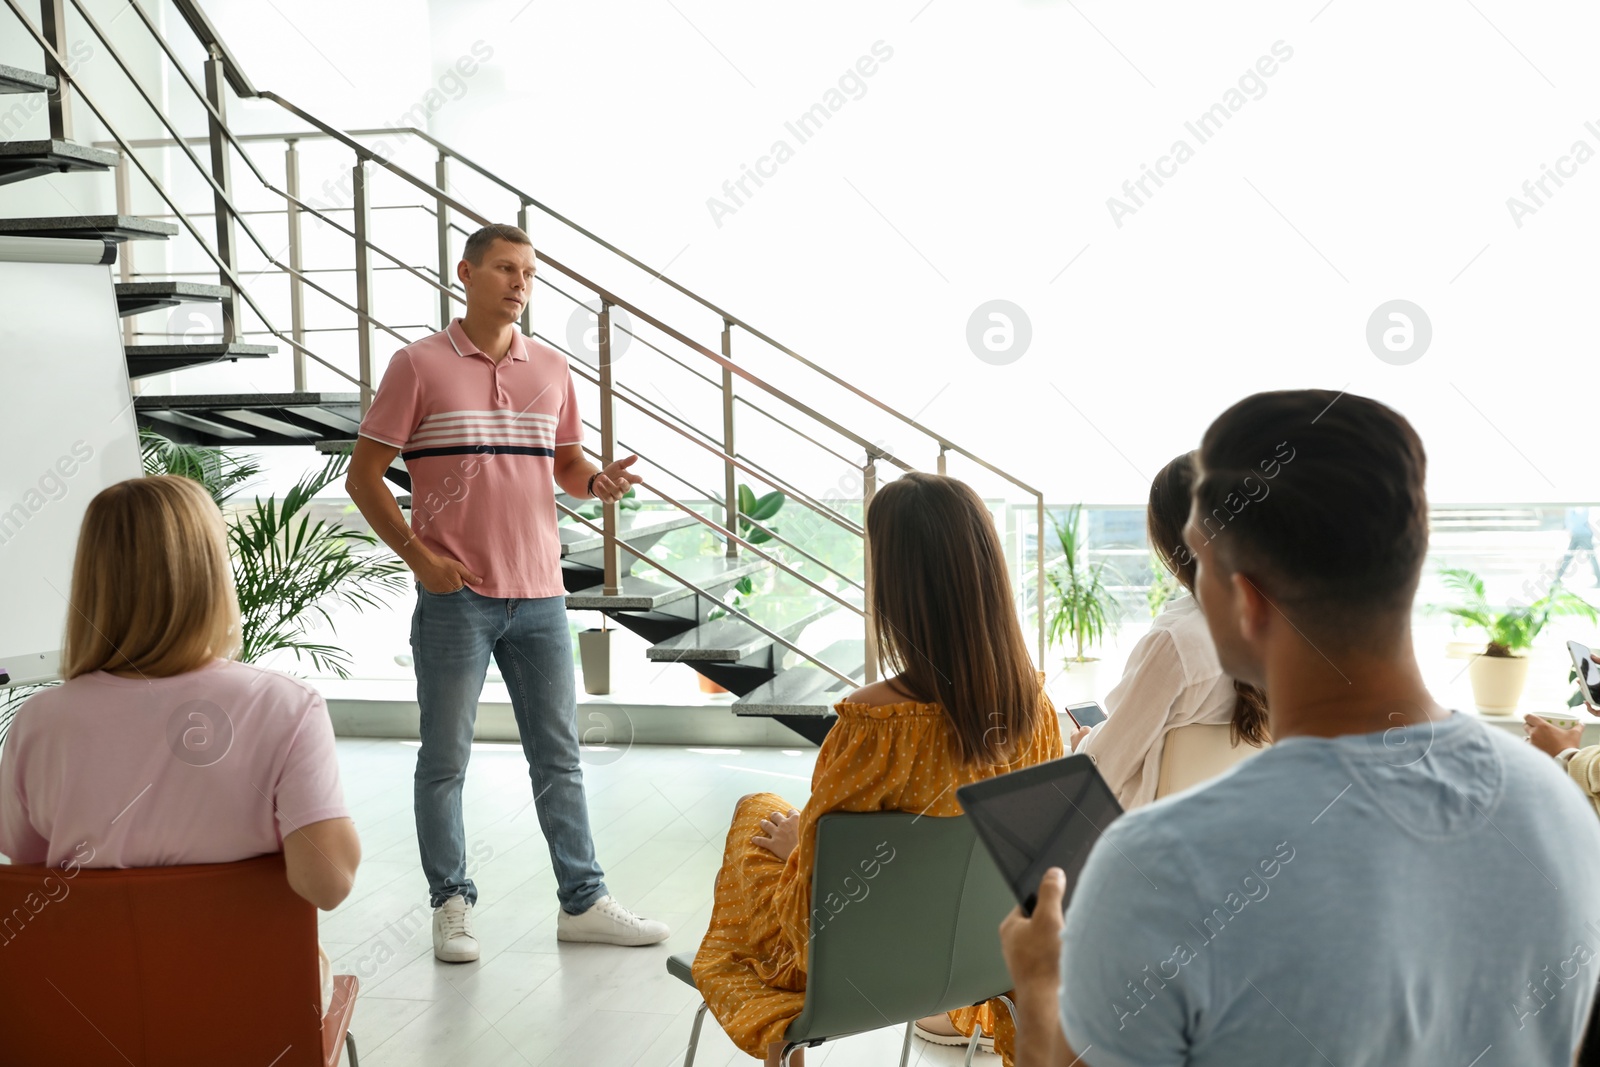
690, 682, 1064, 1063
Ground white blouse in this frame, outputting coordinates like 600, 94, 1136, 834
1076, 594, 1237, 810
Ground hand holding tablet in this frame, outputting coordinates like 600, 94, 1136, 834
958, 754, 1124, 916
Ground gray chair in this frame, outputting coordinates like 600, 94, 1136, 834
666, 810, 1018, 1067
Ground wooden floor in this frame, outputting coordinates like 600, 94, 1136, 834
326, 738, 989, 1066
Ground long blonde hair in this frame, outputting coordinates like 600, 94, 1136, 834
63, 475, 240, 679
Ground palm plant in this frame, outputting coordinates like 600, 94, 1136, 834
140, 429, 261, 504
1435, 566, 1596, 657
143, 433, 409, 678
1045, 505, 1121, 664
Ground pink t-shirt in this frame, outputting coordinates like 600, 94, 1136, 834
358, 319, 584, 599
0, 659, 347, 870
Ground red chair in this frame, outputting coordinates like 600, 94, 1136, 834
0, 853, 359, 1066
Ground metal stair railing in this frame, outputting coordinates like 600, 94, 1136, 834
9, 0, 1050, 682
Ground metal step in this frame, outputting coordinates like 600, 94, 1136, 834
0, 140, 117, 186
0, 65, 55, 95
566, 554, 767, 612
124, 342, 274, 379
646, 595, 839, 664
0, 214, 176, 242
116, 280, 229, 317
733, 639, 865, 717
138, 393, 361, 446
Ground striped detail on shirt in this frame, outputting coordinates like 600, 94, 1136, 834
403, 410, 558, 459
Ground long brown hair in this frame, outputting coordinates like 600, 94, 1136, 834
63, 475, 241, 680
1147, 453, 1270, 748
866, 472, 1044, 764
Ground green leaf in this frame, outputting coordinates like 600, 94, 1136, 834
748, 490, 786, 522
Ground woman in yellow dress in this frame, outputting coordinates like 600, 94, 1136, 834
691, 472, 1064, 1066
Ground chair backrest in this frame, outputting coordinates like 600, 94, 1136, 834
1155, 722, 1264, 799
784, 811, 1014, 1045
0, 853, 327, 1066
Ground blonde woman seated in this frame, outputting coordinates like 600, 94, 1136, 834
1070, 452, 1269, 809
691, 473, 1063, 1067
0, 476, 360, 1013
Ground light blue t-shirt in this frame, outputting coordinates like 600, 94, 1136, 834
1060, 712, 1600, 1066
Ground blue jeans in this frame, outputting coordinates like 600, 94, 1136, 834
410, 584, 607, 913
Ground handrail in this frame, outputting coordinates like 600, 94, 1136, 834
106, 112, 1040, 499
568, 424, 863, 594
556, 497, 856, 689
561, 349, 866, 541
169, 0, 256, 96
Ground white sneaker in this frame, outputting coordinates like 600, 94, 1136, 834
555, 895, 670, 946
432, 895, 479, 963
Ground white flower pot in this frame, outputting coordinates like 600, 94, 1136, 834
1468, 653, 1529, 715
578, 628, 613, 695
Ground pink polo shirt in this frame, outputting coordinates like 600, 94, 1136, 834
0, 659, 348, 870
359, 319, 583, 599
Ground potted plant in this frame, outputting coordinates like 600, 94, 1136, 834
1045, 505, 1121, 676
1435, 567, 1596, 714
142, 431, 409, 678
578, 615, 613, 695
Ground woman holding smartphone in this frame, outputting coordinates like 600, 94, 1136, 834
1070, 452, 1269, 809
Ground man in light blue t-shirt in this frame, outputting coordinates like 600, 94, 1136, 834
1001, 390, 1600, 1067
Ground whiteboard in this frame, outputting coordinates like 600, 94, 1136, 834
0, 236, 143, 686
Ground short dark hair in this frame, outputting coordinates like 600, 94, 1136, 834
463, 223, 533, 265
1194, 390, 1429, 642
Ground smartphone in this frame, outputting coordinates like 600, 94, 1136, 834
1569, 641, 1600, 711
1066, 701, 1107, 728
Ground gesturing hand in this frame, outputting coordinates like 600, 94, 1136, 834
753, 808, 801, 862
591, 454, 643, 503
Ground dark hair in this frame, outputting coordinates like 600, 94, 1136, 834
1148, 452, 1270, 747
1194, 389, 1429, 649
463, 223, 533, 265
866, 473, 1045, 765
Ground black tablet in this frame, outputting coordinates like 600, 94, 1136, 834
957, 754, 1124, 915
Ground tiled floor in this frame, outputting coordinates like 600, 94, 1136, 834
325, 738, 985, 1066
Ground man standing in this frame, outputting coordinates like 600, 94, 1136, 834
999, 390, 1600, 1065
347, 223, 668, 960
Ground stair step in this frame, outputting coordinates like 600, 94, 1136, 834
0, 65, 55, 95
0, 215, 177, 242
0, 140, 117, 186
565, 555, 767, 611
732, 639, 865, 717
138, 394, 361, 447
116, 280, 230, 317
647, 596, 839, 663
560, 511, 702, 559
124, 342, 274, 379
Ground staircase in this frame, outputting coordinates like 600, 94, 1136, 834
0, 0, 1047, 744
